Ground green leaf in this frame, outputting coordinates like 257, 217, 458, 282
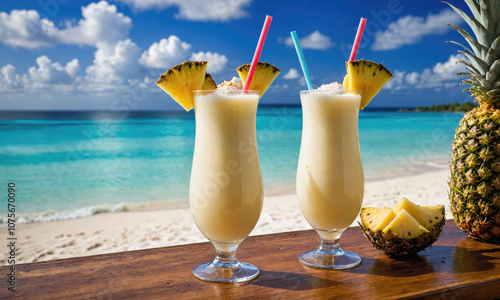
492, 36, 500, 57
444, 1, 483, 42
482, 0, 499, 35
489, 59, 500, 74
463, 0, 482, 21
465, 87, 482, 95
459, 50, 489, 74
478, 0, 489, 27
486, 71, 498, 83
495, 12, 500, 37
458, 60, 482, 74
447, 41, 474, 55
484, 48, 497, 65
448, 24, 486, 57
486, 89, 500, 96
463, 79, 481, 87
469, 18, 489, 49
462, 72, 487, 83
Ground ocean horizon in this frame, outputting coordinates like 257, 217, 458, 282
0, 107, 463, 223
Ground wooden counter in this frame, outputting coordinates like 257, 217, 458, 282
2, 220, 500, 299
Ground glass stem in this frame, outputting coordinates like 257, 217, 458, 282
319, 237, 344, 256
212, 250, 241, 269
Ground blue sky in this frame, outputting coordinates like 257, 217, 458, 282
0, 0, 474, 110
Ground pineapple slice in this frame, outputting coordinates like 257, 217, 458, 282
360, 207, 392, 232
156, 61, 209, 111
237, 62, 280, 98
421, 205, 445, 216
202, 73, 217, 90
383, 209, 429, 238
342, 59, 393, 109
394, 197, 443, 230
374, 209, 397, 231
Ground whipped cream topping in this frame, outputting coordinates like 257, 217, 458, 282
217, 77, 243, 90
314, 82, 347, 94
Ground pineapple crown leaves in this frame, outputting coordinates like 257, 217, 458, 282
444, 0, 500, 106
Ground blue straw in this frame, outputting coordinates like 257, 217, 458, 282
290, 31, 313, 90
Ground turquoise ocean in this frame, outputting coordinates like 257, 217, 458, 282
0, 107, 463, 222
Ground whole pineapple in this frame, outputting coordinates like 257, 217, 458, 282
447, 0, 500, 241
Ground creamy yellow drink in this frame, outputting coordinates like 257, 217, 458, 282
296, 86, 364, 240
293, 59, 391, 270
156, 59, 280, 282
190, 86, 263, 246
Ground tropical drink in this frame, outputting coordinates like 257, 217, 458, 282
295, 59, 393, 270
156, 60, 280, 283
190, 90, 263, 245
297, 89, 364, 238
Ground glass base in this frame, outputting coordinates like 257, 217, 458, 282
192, 261, 259, 283
299, 248, 361, 270
299, 232, 361, 270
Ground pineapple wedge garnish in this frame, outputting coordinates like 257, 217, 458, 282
156, 61, 216, 111
202, 73, 217, 90
343, 59, 393, 109
237, 62, 280, 98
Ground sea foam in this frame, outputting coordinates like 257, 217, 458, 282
0, 203, 127, 224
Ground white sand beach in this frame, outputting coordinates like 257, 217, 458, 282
0, 168, 453, 265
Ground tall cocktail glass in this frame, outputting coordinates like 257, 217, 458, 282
189, 90, 263, 282
296, 90, 364, 269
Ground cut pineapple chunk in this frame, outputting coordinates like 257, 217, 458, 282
421, 205, 445, 216
360, 207, 392, 232
383, 209, 429, 238
156, 61, 208, 111
343, 59, 393, 109
237, 62, 280, 98
374, 209, 397, 231
202, 73, 217, 90
394, 197, 443, 230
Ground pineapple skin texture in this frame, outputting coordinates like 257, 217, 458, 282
450, 106, 500, 242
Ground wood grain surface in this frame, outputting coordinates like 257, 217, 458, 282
2, 220, 500, 299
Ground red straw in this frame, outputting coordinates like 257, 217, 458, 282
349, 17, 367, 61
243, 15, 273, 92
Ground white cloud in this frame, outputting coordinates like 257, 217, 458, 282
190, 51, 228, 73
269, 83, 289, 91
65, 59, 80, 78
405, 72, 419, 85
0, 9, 59, 48
128, 76, 160, 92
58, 1, 132, 47
280, 30, 334, 50
0, 65, 22, 91
0, 56, 80, 92
0, 2, 236, 98
139, 36, 192, 69
28, 56, 79, 85
86, 39, 142, 86
283, 68, 300, 79
0, 1, 131, 49
372, 9, 462, 51
117, 0, 252, 22
384, 54, 466, 91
